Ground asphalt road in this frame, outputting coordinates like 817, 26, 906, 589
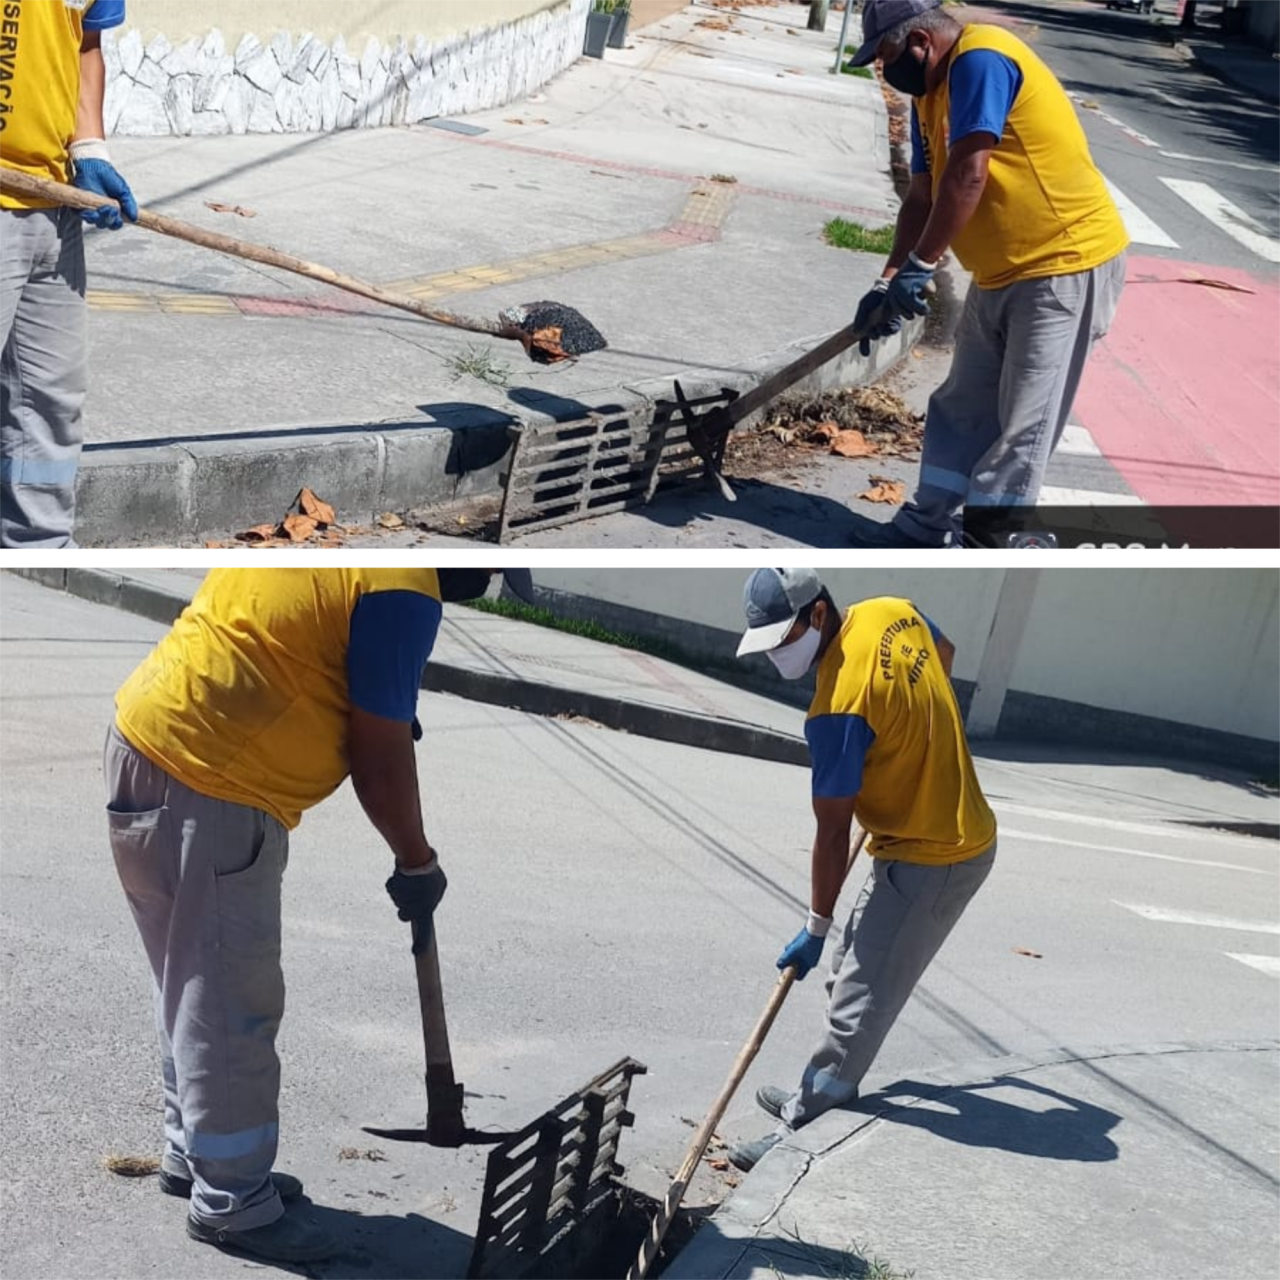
2, 577, 1277, 1279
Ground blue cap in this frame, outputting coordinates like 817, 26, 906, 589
737, 568, 823, 657
847, 0, 941, 67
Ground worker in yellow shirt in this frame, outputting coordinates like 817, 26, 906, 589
845, 0, 1129, 548
1, 0, 137, 547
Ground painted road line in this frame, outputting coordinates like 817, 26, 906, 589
1037, 486, 1145, 505
1159, 151, 1280, 175
1056, 424, 1103, 458
1114, 903, 1280, 935
1103, 178, 1179, 249
992, 800, 1275, 851
1070, 94, 1161, 147
1000, 829, 1273, 875
1226, 954, 1280, 977
1159, 177, 1280, 264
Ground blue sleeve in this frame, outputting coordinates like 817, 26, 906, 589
805, 714, 876, 800
920, 613, 944, 648
909, 104, 928, 175
84, 1, 127, 31
347, 590, 443, 722
947, 49, 1022, 145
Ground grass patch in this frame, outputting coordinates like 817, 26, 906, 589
709, 172, 738, 184
768, 1227, 916, 1280
841, 64, 874, 77
447, 343, 513, 388
823, 217, 896, 254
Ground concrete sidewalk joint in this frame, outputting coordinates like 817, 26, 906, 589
7, 568, 811, 768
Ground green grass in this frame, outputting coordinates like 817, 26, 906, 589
446, 343, 512, 388
823, 217, 896, 254
841, 64, 874, 78
767, 1227, 916, 1280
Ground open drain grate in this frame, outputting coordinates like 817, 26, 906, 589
497, 390, 739, 541
467, 1057, 648, 1280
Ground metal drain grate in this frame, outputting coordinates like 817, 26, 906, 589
467, 1057, 648, 1280
497, 390, 739, 541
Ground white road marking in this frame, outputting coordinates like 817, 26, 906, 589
1000, 828, 1273, 875
1070, 93, 1161, 147
1037, 486, 1145, 505
1114, 902, 1280, 935
1150, 88, 1190, 109
1103, 177, 1180, 249
1159, 151, 1280, 174
1159, 177, 1280, 263
1226, 953, 1280, 977
1057, 424, 1103, 458
993, 800, 1274, 852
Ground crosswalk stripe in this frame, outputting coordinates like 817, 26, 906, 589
1159, 177, 1280, 264
999, 829, 1271, 875
1056, 424, 1103, 458
1103, 178, 1179, 249
1159, 151, 1280, 175
1037, 486, 1144, 505
1114, 902, 1280, 934
1226, 954, 1280, 977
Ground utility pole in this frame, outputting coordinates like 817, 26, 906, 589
808, 0, 831, 34
832, 0, 855, 73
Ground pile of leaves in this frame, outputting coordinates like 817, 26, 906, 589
763, 385, 921, 454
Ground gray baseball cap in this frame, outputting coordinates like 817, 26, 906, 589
737, 568, 824, 657
847, 0, 941, 66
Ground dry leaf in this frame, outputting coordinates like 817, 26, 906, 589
281, 514, 319, 542
1013, 947, 1043, 959
831, 429, 876, 458
505, 117, 525, 125
377, 512, 405, 530
235, 523, 278, 543
858, 478, 906, 504
529, 325, 569, 362
708, 1158, 730, 1171
204, 201, 256, 217
297, 487, 336, 525
338, 1147, 388, 1162
810, 421, 839, 443
104, 1155, 160, 1177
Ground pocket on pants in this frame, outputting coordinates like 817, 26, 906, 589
107, 804, 172, 901
213, 821, 286, 958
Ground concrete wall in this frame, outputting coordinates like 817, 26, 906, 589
101, 0, 591, 136
531, 568, 1280, 763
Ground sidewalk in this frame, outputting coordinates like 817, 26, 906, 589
76, 1, 919, 547
7, 567, 809, 765
1161, 13, 1280, 105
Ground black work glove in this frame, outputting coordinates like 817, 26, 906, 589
385, 865, 448, 953
853, 280, 902, 357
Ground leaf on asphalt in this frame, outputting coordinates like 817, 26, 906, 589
282, 514, 319, 542
858, 477, 906, 504
377, 512, 405, 530
708, 1158, 731, 1171
529, 325, 569, 363
204, 201, 256, 217
104, 1154, 160, 1177
831, 429, 877, 458
1179, 276, 1256, 294
235, 523, 279, 543
505, 118, 525, 125
810, 421, 839, 443
297, 487, 336, 524
1013, 946, 1043, 959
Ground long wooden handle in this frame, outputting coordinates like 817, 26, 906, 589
0, 167, 515, 340
628, 826, 870, 1280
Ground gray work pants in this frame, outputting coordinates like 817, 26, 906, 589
781, 844, 996, 1129
104, 725, 289, 1230
1, 207, 87, 548
894, 254, 1127, 546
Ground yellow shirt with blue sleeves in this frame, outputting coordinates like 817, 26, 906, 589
115, 568, 443, 831
807, 598, 996, 866
0, 0, 127, 209
911, 23, 1128, 290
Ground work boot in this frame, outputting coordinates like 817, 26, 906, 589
727, 1131, 782, 1173
187, 1207, 340, 1263
755, 1085, 792, 1120
161, 1169, 304, 1204
845, 518, 945, 549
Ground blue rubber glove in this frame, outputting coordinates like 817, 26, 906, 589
386, 864, 448, 954
777, 927, 826, 981
882, 252, 937, 322
70, 141, 138, 230
853, 279, 903, 357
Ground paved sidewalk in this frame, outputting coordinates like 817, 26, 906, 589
7, 567, 808, 764
74, 1, 921, 546
1160, 12, 1280, 105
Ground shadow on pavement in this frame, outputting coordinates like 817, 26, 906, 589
276, 1204, 473, 1280
866, 1076, 1122, 1162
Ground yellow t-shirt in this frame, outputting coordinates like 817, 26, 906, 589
806, 598, 996, 866
915, 23, 1129, 289
0, 0, 126, 209
115, 568, 443, 830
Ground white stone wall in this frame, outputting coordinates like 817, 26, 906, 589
102, 0, 592, 136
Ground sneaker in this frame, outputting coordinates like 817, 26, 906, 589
187, 1208, 340, 1264
161, 1169, 303, 1204
755, 1085, 792, 1120
726, 1131, 782, 1173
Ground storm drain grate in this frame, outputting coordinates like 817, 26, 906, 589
467, 1057, 648, 1280
497, 390, 740, 541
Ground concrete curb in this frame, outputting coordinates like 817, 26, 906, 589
73, 320, 925, 547
9, 568, 810, 768
664, 1037, 1280, 1280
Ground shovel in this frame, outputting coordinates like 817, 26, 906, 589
0, 168, 607, 364
363, 921, 517, 1148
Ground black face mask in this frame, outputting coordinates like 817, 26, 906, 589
437, 569, 494, 602
883, 43, 929, 98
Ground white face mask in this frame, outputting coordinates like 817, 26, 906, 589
767, 622, 823, 680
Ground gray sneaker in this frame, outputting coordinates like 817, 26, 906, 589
755, 1085, 792, 1120
187, 1208, 340, 1263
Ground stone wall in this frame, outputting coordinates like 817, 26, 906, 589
102, 0, 592, 136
